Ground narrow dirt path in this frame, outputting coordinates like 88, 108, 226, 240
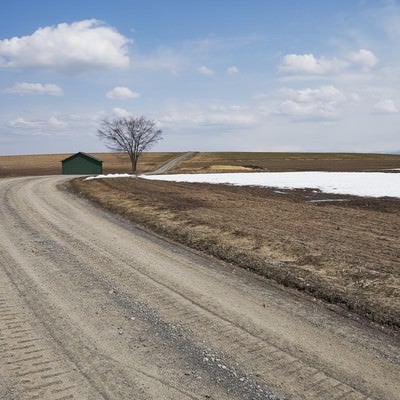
147, 152, 197, 175
0, 176, 398, 400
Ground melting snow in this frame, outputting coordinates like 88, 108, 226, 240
143, 172, 400, 198
84, 173, 135, 181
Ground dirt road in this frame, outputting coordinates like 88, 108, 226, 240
148, 152, 197, 175
0, 176, 399, 400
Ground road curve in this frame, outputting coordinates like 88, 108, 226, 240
0, 176, 399, 400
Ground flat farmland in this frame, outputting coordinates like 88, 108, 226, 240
0, 152, 181, 177
72, 176, 400, 331
172, 152, 400, 173
1, 151, 400, 177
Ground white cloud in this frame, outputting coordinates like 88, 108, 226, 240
0, 19, 131, 73
198, 65, 215, 76
279, 53, 347, 75
279, 86, 348, 103
113, 107, 133, 118
276, 86, 357, 121
6, 111, 77, 133
106, 86, 140, 100
279, 49, 378, 76
373, 99, 398, 114
227, 66, 239, 75
7, 117, 38, 129
161, 111, 256, 126
203, 112, 256, 125
5, 82, 63, 96
348, 49, 378, 69
48, 116, 67, 128
160, 103, 257, 127
209, 103, 248, 112
277, 100, 338, 120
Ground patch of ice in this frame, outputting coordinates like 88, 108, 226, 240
144, 171, 400, 198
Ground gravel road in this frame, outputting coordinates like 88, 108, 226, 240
0, 176, 399, 400
147, 152, 197, 175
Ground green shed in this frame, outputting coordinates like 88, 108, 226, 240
62, 152, 103, 175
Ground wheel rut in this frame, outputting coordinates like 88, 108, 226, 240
0, 264, 101, 400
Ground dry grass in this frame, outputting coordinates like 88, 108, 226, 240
204, 165, 260, 172
0, 152, 181, 177
174, 152, 400, 173
71, 176, 400, 330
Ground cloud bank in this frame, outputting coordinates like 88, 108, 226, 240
197, 65, 215, 76
0, 19, 131, 73
106, 86, 139, 100
5, 82, 63, 96
279, 49, 378, 76
373, 99, 398, 114
275, 86, 358, 121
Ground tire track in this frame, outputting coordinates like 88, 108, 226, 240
0, 264, 99, 400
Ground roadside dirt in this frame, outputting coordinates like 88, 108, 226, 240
72, 177, 400, 331
1, 176, 399, 399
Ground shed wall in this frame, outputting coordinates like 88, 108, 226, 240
62, 156, 102, 175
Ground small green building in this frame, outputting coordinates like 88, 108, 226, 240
62, 152, 103, 175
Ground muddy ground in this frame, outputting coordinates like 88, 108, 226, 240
72, 177, 400, 331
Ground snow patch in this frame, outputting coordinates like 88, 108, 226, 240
84, 173, 135, 181
144, 171, 400, 198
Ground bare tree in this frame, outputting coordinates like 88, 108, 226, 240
98, 116, 162, 174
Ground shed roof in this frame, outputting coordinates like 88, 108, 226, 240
62, 152, 103, 164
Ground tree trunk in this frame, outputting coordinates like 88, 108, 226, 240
130, 155, 139, 174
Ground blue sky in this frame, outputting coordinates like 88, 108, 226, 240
1, 0, 400, 155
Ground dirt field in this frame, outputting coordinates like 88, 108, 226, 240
2, 152, 400, 177
0, 152, 181, 177
72, 176, 400, 330
172, 152, 400, 173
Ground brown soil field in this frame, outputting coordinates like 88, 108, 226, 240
1, 151, 400, 177
71, 176, 400, 331
0, 152, 181, 177
173, 152, 400, 173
